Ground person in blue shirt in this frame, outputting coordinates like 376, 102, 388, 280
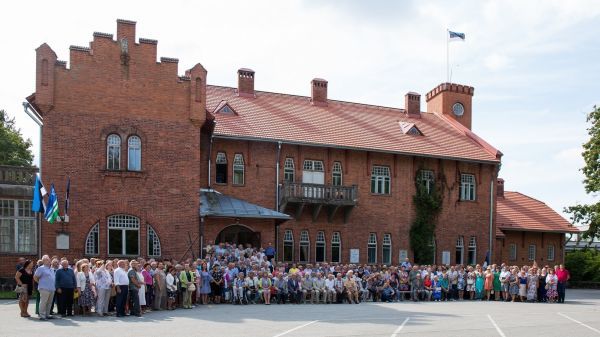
265, 243, 276, 262
54, 260, 76, 317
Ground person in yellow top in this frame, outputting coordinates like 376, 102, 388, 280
344, 271, 360, 304
288, 264, 299, 275
179, 264, 196, 309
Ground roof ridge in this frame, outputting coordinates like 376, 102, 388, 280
434, 113, 501, 159
504, 191, 550, 207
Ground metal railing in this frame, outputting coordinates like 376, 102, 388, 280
0, 165, 38, 185
280, 182, 357, 205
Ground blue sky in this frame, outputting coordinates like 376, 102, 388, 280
1, 0, 598, 220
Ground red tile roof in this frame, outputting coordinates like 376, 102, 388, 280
497, 191, 579, 233
206, 86, 501, 164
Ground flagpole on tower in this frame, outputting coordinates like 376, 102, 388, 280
446, 28, 450, 83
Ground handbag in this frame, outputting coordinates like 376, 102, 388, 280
187, 283, 196, 292
545, 284, 549, 290
14, 285, 25, 294
110, 285, 117, 297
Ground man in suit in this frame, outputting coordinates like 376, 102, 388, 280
287, 274, 302, 304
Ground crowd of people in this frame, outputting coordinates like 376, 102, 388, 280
14, 242, 571, 320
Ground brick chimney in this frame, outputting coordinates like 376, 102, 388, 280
405, 92, 421, 118
426, 82, 474, 130
497, 178, 504, 198
311, 78, 328, 106
237, 68, 255, 97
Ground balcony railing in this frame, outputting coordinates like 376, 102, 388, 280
280, 182, 357, 205
0, 165, 38, 185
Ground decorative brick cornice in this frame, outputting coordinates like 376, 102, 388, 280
93, 32, 114, 39
69, 45, 91, 52
139, 38, 158, 45
160, 57, 179, 64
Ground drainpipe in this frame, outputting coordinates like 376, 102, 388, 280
208, 135, 214, 187
275, 141, 282, 261
489, 164, 499, 264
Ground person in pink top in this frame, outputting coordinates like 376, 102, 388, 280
142, 263, 154, 311
555, 264, 570, 303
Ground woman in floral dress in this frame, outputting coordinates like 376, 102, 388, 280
526, 267, 539, 302
545, 268, 558, 303
466, 266, 476, 300
508, 268, 519, 302
77, 263, 96, 316
457, 266, 466, 300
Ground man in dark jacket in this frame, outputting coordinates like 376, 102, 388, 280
54, 259, 76, 317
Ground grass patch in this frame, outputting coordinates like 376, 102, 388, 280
0, 290, 16, 299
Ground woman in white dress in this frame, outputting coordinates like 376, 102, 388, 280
137, 268, 146, 311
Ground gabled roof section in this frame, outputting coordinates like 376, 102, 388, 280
399, 122, 423, 136
497, 191, 579, 233
199, 189, 291, 220
205, 85, 501, 164
213, 100, 237, 115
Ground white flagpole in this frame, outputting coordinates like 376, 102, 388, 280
446, 29, 450, 83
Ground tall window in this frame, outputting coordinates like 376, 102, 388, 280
127, 136, 141, 171
315, 231, 326, 263
528, 244, 536, 261
368, 233, 377, 264
460, 174, 476, 201
382, 233, 392, 265
299, 230, 310, 263
233, 154, 245, 185
147, 225, 161, 257
509, 243, 517, 261
455, 236, 464, 265
332, 161, 343, 186
371, 166, 391, 194
0, 200, 36, 254
419, 170, 435, 194
283, 158, 295, 182
85, 223, 99, 256
467, 236, 476, 265
547, 244, 555, 261
331, 232, 341, 263
283, 230, 294, 262
107, 134, 121, 170
215, 152, 227, 184
107, 215, 139, 256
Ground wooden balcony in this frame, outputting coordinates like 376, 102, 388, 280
279, 182, 357, 223
0, 165, 38, 185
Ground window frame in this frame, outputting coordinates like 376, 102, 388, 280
419, 170, 435, 195
215, 152, 228, 184
331, 232, 341, 263
455, 236, 464, 265
232, 153, 245, 185
84, 223, 100, 256
283, 229, 294, 262
315, 231, 326, 263
509, 243, 517, 261
460, 174, 476, 201
547, 244, 555, 261
467, 236, 477, 265
332, 161, 343, 186
368, 233, 377, 264
106, 134, 121, 171
382, 233, 392, 265
127, 135, 142, 171
107, 215, 140, 257
299, 230, 310, 263
0, 199, 37, 254
371, 165, 391, 195
147, 224, 162, 257
528, 244, 536, 261
283, 158, 295, 183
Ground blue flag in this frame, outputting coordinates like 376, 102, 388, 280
44, 184, 60, 223
449, 30, 466, 41
31, 174, 47, 213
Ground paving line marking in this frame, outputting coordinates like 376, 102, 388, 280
558, 312, 600, 334
272, 320, 319, 337
487, 314, 507, 337
390, 317, 410, 337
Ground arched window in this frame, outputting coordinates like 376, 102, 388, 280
468, 236, 477, 265
85, 223, 99, 256
455, 236, 464, 264
283, 229, 294, 262
215, 152, 227, 184
382, 233, 392, 264
299, 230, 310, 263
128, 136, 141, 171
233, 154, 244, 185
315, 231, 326, 263
331, 232, 341, 263
147, 225, 161, 257
332, 161, 343, 186
368, 233, 377, 264
284, 158, 295, 182
108, 215, 139, 256
107, 134, 121, 170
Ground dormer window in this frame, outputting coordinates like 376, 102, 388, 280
399, 121, 423, 136
214, 101, 236, 115
220, 105, 233, 114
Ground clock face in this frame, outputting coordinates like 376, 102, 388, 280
452, 102, 465, 117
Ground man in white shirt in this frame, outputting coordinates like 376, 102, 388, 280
113, 260, 130, 317
324, 274, 336, 304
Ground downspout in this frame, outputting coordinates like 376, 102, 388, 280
489, 164, 499, 264
275, 141, 282, 261
208, 135, 214, 187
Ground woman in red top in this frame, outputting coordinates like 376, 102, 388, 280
484, 267, 494, 301
423, 274, 433, 301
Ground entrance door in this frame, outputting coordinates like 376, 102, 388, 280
302, 160, 324, 198
215, 225, 261, 248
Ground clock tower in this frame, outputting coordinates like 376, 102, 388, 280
425, 82, 474, 130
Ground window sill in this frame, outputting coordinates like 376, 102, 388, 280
214, 182, 228, 186
102, 170, 146, 178
370, 193, 392, 197
232, 184, 245, 187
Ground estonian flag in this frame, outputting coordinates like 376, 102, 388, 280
32, 174, 47, 213
449, 30, 466, 42
44, 184, 60, 224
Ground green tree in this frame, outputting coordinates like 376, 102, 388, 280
565, 105, 600, 239
410, 173, 442, 264
0, 109, 34, 166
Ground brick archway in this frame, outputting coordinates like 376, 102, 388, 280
215, 224, 261, 248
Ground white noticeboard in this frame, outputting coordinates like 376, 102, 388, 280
442, 251, 451, 265
350, 249, 360, 263
56, 233, 70, 250
399, 249, 408, 261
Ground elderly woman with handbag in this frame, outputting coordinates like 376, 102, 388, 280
15, 260, 33, 317
179, 264, 195, 309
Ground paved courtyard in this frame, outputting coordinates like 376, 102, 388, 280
1, 289, 599, 337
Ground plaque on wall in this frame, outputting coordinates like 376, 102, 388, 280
56, 233, 70, 250
350, 249, 360, 263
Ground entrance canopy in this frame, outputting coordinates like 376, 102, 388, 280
199, 189, 291, 221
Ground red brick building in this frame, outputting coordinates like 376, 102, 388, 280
13, 19, 575, 274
